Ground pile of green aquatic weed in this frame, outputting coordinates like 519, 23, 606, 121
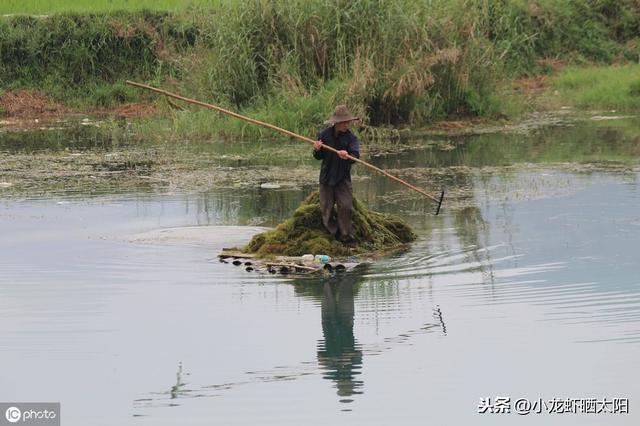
243, 191, 416, 258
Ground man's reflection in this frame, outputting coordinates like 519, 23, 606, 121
316, 272, 364, 403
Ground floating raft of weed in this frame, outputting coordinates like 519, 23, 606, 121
236, 191, 416, 260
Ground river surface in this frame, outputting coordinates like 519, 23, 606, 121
1, 117, 639, 425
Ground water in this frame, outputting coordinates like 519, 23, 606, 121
1, 118, 639, 425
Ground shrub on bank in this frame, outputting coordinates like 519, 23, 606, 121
0, 0, 638, 129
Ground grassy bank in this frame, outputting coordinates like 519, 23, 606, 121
552, 64, 640, 111
1, 0, 639, 139
0, 0, 222, 14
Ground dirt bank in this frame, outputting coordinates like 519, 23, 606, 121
0, 90, 69, 118
0, 90, 155, 131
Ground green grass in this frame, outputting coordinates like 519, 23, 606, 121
553, 64, 640, 110
0, 0, 223, 14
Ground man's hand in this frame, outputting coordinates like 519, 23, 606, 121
314, 140, 323, 151
337, 150, 350, 160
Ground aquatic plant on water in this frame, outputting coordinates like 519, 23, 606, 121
243, 191, 416, 258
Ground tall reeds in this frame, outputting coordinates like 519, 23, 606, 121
0, 0, 638, 133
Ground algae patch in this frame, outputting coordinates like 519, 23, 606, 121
243, 191, 416, 258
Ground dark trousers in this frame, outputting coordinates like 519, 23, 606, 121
319, 180, 353, 239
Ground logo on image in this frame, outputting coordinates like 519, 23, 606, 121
1, 403, 59, 425
5, 407, 21, 423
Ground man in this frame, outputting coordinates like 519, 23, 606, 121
313, 105, 360, 246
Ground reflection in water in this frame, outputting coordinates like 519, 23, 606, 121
317, 274, 364, 404
170, 362, 186, 400
433, 305, 447, 335
452, 205, 495, 285
132, 266, 450, 414
0, 123, 113, 153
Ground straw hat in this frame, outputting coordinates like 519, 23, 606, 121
325, 105, 358, 125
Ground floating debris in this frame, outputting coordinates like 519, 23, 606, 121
590, 115, 635, 121
246, 216, 268, 226
260, 182, 281, 189
217, 249, 360, 276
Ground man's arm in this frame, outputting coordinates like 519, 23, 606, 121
347, 135, 360, 164
313, 140, 324, 160
313, 131, 325, 160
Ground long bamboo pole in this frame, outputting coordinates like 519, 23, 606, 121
125, 80, 444, 213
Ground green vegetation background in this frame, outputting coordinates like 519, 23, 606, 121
1, 0, 639, 138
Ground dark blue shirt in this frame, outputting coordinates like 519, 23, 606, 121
313, 126, 360, 186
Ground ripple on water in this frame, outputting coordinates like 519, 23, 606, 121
360, 237, 640, 345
